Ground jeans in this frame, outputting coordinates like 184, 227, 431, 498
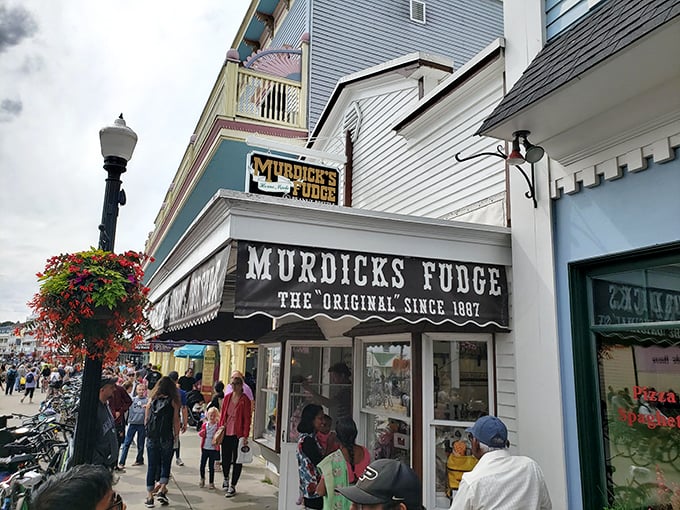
146, 437, 173, 492
119, 423, 146, 465
221, 435, 243, 487
199, 449, 220, 483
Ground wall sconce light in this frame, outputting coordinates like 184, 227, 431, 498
455, 130, 545, 208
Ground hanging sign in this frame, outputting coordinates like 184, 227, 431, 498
246, 151, 339, 204
234, 241, 509, 328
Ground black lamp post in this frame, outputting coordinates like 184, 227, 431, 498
71, 114, 138, 466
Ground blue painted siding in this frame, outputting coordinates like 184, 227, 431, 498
271, 0, 309, 47
546, 0, 605, 39
552, 152, 680, 509
308, 0, 503, 132
144, 140, 251, 281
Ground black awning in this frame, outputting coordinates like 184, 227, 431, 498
154, 312, 271, 342
254, 319, 326, 344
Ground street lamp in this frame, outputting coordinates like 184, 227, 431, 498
71, 114, 138, 466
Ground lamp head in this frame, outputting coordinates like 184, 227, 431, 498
513, 130, 545, 164
100, 114, 138, 162
506, 135, 525, 165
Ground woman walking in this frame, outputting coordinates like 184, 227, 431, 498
317, 417, 370, 510
296, 403, 324, 510
144, 376, 180, 507
218, 374, 252, 498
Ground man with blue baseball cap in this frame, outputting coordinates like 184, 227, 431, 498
449, 415, 552, 509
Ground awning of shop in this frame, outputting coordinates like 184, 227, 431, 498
254, 319, 326, 344
145, 191, 513, 339
173, 344, 206, 358
153, 312, 271, 342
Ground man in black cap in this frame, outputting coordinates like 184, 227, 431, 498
336, 458, 422, 510
449, 415, 552, 510
92, 377, 121, 470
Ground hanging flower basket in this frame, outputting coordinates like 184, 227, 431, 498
28, 248, 152, 364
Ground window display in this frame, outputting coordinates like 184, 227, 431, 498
429, 337, 490, 509
259, 345, 280, 448
362, 341, 411, 417
590, 266, 680, 509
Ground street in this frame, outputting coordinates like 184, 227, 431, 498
0, 389, 278, 509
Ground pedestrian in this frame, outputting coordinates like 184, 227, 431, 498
4, 365, 16, 395
20, 366, 37, 403
40, 363, 51, 393
108, 374, 132, 470
198, 406, 221, 489
93, 377, 120, 470
295, 403, 324, 510
119, 383, 148, 468
178, 368, 195, 393
225, 370, 254, 401
167, 371, 188, 467
449, 415, 552, 510
317, 416, 371, 510
207, 380, 225, 411
336, 458, 423, 510
218, 374, 252, 498
30, 464, 125, 510
145, 365, 162, 391
144, 376, 180, 507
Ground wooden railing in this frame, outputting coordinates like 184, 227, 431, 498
235, 68, 302, 127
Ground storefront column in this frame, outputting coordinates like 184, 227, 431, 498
218, 341, 232, 384
175, 357, 189, 376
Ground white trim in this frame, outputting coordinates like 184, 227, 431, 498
550, 129, 680, 199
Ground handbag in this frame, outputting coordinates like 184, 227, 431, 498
213, 426, 225, 445
236, 437, 253, 464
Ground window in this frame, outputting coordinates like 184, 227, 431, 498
410, 0, 426, 24
425, 334, 493, 509
590, 266, 680, 508
359, 337, 412, 464
257, 345, 281, 449
570, 244, 680, 509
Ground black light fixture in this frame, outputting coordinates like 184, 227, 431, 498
71, 114, 137, 466
455, 130, 545, 208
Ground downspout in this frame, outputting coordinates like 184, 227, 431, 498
344, 129, 354, 207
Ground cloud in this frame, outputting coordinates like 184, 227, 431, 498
0, 97, 21, 121
0, 3, 38, 54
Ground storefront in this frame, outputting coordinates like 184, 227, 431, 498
569, 244, 680, 508
144, 189, 513, 510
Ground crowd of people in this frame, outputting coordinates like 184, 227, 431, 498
3, 355, 554, 510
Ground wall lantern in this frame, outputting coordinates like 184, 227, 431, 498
455, 130, 545, 208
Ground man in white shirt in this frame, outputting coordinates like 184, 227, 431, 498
449, 415, 552, 510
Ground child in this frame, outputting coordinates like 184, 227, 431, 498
316, 414, 339, 455
198, 407, 221, 489
118, 384, 148, 468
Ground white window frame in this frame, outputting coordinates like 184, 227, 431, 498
410, 0, 427, 24
422, 332, 495, 510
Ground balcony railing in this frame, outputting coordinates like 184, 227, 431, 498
236, 68, 302, 126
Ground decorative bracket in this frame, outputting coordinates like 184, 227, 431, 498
455, 144, 537, 208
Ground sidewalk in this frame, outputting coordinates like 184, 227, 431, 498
0, 390, 279, 509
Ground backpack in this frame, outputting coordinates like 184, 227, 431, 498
25, 372, 34, 384
146, 371, 161, 390
7, 369, 17, 381
146, 397, 174, 440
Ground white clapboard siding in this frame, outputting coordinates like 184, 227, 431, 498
309, 0, 503, 131
350, 59, 506, 224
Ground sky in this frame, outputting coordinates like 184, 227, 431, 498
0, 0, 251, 322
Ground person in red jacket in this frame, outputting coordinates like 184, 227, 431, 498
218, 374, 252, 497
108, 377, 132, 471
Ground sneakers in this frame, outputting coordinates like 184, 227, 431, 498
199, 479, 205, 488
175, 457, 184, 466
144, 498, 154, 508
208, 483, 216, 490
222, 480, 229, 490
132, 461, 144, 466
225, 486, 236, 498
157, 492, 169, 506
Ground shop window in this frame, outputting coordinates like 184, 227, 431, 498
287, 344, 353, 443
360, 339, 412, 462
426, 335, 492, 509
588, 265, 680, 509
258, 345, 281, 449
